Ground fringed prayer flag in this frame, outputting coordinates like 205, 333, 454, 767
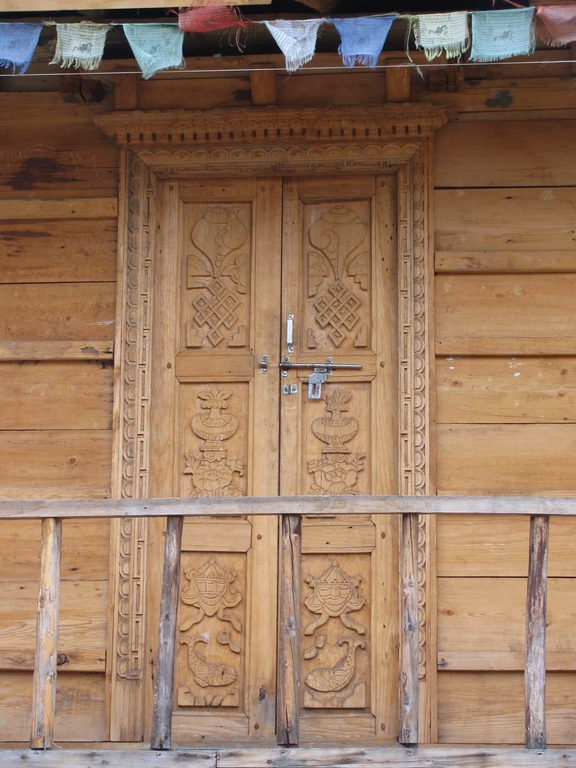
0, 22, 42, 74
536, 5, 576, 47
123, 23, 184, 80
470, 8, 535, 63
263, 19, 323, 72
178, 6, 253, 33
331, 16, 394, 69
50, 22, 110, 71
411, 12, 469, 61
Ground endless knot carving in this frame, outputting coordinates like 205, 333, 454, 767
308, 389, 365, 495
192, 279, 240, 347
184, 390, 244, 497
313, 281, 362, 348
304, 563, 366, 636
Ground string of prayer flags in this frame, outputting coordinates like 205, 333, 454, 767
0, 22, 42, 74
263, 19, 323, 72
410, 12, 469, 61
123, 23, 184, 80
50, 22, 110, 71
470, 7, 535, 62
536, 4, 576, 47
331, 16, 394, 69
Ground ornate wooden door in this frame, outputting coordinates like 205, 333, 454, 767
146, 173, 399, 745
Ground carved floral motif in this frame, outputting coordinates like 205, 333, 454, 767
184, 390, 244, 497
308, 390, 365, 495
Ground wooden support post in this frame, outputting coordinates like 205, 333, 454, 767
525, 515, 549, 750
114, 74, 140, 110
399, 513, 419, 746
277, 514, 301, 746
250, 69, 277, 106
150, 516, 183, 751
386, 62, 411, 103
31, 518, 62, 749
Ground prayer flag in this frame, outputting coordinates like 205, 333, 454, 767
263, 19, 323, 72
0, 22, 42, 74
50, 22, 110, 71
411, 12, 469, 61
331, 16, 394, 68
123, 23, 184, 80
536, 5, 576, 47
470, 8, 535, 63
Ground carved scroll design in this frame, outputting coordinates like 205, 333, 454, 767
303, 563, 367, 707
179, 558, 242, 706
184, 390, 245, 497
187, 206, 249, 348
397, 149, 429, 679
308, 389, 365, 496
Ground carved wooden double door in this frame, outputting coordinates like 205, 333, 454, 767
148, 173, 399, 744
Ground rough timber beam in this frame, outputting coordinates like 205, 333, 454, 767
0, 0, 268, 9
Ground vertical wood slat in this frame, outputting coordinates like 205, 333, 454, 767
31, 517, 62, 749
150, 516, 183, 750
399, 513, 419, 746
525, 514, 550, 750
276, 514, 301, 746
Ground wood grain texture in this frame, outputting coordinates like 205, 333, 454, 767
277, 515, 301, 746
30, 518, 61, 749
151, 516, 183, 751
0, 220, 116, 283
525, 516, 549, 749
436, 357, 576, 424
435, 121, 576, 188
437, 424, 576, 493
0, 199, 117, 220
0, 430, 112, 499
438, 672, 576, 744
435, 251, 576, 275
0, 283, 115, 342
0, 362, 113, 430
0, 341, 113, 361
435, 189, 576, 251
399, 514, 419, 746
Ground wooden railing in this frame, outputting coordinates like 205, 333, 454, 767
0, 495, 566, 752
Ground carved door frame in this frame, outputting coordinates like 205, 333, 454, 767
97, 103, 450, 743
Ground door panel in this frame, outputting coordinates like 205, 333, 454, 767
148, 173, 399, 744
280, 176, 399, 741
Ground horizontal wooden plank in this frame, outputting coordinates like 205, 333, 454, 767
0, 430, 112, 499
0, 650, 104, 673
435, 275, 576, 354
436, 338, 576, 356
0, 672, 105, 742
437, 515, 576, 577
438, 672, 576, 744
436, 357, 576, 424
0, 581, 106, 661
0, 219, 116, 283
0, 94, 111, 125
1, 495, 576, 520
0, 0, 265, 8
0, 519, 110, 581
435, 188, 576, 251
435, 251, 576, 274
0, 362, 113, 430
437, 424, 576, 493
0, 283, 115, 341
0, 341, 113, 361
302, 520, 375, 553
182, 519, 252, 552
438, 578, 576, 670
435, 121, 576, 188
0, 199, 117, 220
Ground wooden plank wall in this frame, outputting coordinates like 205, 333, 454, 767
0, 92, 117, 742
434, 100, 576, 743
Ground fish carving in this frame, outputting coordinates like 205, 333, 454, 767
305, 638, 365, 693
181, 635, 237, 688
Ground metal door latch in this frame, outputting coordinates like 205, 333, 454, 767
278, 357, 362, 399
308, 370, 326, 399
282, 384, 298, 395
259, 354, 268, 373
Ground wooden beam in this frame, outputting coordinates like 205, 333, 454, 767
150, 516, 183, 751
250, 69, 277, 106
0, 198, 118, 221
386, 62, 411, 103
114, 74, 140, 110
30, 518, 62, 750
399, 513, 419, 745
0, 340, 113, 361
276, 515, 301, 746
525, 515, 549, 750
1, 495, 576, 521
3, 746, 576, 767
0, 0, 269, 9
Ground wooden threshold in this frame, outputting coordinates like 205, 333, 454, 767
0, 747, 575, 767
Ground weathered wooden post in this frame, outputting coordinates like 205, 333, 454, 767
399, 512, 419, 746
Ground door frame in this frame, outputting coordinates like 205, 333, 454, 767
97, 103, 450, 743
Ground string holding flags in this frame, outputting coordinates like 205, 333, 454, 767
123, 23, 184, 80
50, 22, 111, 71
262, 19, 324, 72
536, 4, 576, 47
0, 22, 42, 74
331, 16, 395, 69
470, 7, 535, 63
410, 11, 469, 61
